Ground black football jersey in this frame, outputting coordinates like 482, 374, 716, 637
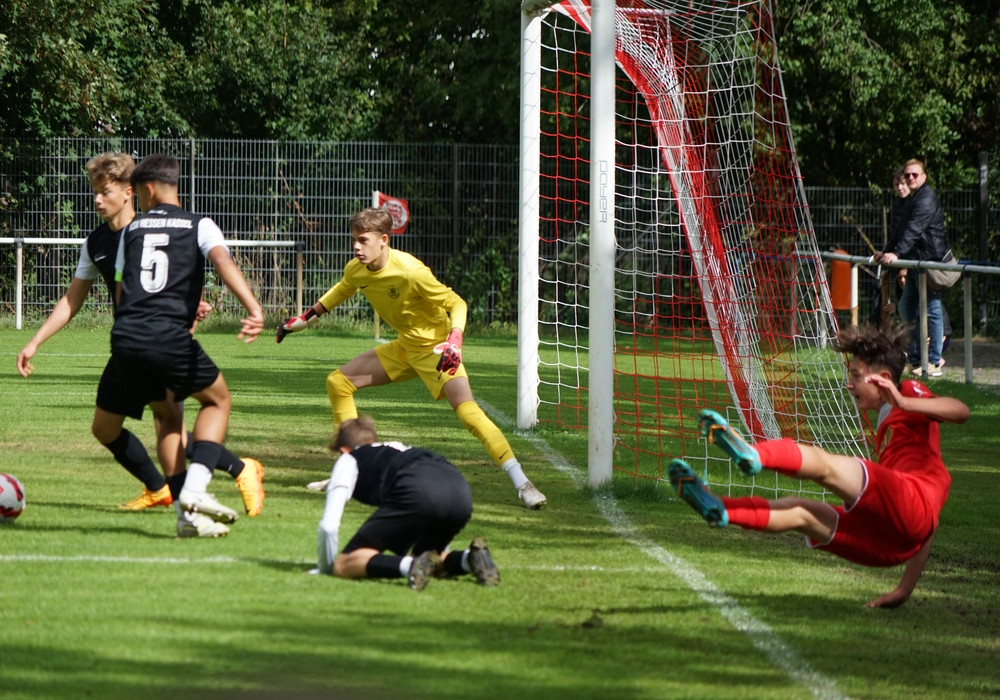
350, 444, 448, 506
84, 221, 123, 305
111, 203, 223, 351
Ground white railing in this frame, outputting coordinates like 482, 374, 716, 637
821, 250, 1000, 384
0, 237, 303, 329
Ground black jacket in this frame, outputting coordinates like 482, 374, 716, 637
886, 184, 948, 262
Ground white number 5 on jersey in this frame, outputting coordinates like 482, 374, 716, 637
140, 233, 169, 293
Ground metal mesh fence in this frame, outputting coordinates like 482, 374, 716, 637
2, 138, 996, 328
1, 138, 520, 324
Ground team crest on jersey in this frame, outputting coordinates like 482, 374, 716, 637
388, 286, 399, 299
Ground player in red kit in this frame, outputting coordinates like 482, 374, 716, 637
669, 325, 969, 608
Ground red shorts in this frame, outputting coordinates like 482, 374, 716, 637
808, 458, 939, 567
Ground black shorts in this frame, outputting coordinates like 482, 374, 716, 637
109, 337, 220, 410
95, 357, 147, 420
343, 463, 473, 556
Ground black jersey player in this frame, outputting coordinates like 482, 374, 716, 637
315, 415, 500, 590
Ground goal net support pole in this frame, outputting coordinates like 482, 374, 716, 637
587, 0, 617, 487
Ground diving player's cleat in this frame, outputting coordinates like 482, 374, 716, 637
698, 409, 762, 476
668, 459, 728, 527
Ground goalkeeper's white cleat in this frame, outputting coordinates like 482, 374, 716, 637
306, 478, 330, 492
178, 490, 239, 524
517, 481, 547, 510
177, 511, 230, 538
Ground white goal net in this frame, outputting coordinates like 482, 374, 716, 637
518, 0, 870, 496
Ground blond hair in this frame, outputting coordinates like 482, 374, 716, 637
85, 153, 135, 187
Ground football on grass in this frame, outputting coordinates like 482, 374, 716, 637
0, 473, 25, 522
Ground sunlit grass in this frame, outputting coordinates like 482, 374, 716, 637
0, 323, 998, 699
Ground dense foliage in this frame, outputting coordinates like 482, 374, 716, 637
1, 0, 997, 186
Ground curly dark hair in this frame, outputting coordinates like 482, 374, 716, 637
330, 415, 378, 452
832, 324, 909, 384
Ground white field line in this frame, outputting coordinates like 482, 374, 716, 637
480, 401, 849, 700
0, 555, 674, 572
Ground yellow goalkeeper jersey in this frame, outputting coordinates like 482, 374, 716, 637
317, 249, 467, 346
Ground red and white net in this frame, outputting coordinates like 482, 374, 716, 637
533, 0, 869, 495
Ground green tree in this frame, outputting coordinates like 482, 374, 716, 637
775, 0, 1000, 187
0, 0, 189, 138
362, 0, 521, 143
163, 0, 380, 140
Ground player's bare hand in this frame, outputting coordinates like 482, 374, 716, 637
195, 300, 213, 322
238, 310, 265, 343
16, 347, 36, 377
864, 588, 909, 609
864, 374, 903, 408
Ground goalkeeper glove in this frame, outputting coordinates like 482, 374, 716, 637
276, 308, 319, 343
433, 329, 463, 375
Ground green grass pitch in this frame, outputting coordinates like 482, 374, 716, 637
1, 322, 998, 699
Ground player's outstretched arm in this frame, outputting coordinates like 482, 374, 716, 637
865, 533, 935, 609
17, 278, 94, 377
276, 303, 324, 343
865, 375, 971, 425
316, 451, 359, 575
207, 247, 264, 343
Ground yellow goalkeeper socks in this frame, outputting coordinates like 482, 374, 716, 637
326, 369, 359, 426
455, 400, 515, 468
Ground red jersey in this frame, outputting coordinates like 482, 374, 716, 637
873, 379, 951, 528
809, 379, 951, 567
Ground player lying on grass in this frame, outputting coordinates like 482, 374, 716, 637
669, 324, 969, 608
313, 415, 500, 591
16, 152, 265, 519
276, 206, 545, 510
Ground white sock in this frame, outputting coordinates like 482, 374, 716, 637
502, 458, 529, 489
399, 556, 414, 576
181, 463, 213, 495
461, 550, 471, 573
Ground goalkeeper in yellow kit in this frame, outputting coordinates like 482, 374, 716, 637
277, 207, 546, 509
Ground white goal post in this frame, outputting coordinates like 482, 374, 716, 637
518, 0, 869, 491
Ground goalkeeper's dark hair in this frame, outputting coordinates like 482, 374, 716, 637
331, 415, 378, 452
131, 153, 180, 187
832, 324, 908, 384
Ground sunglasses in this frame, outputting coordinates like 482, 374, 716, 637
903, 172, 921, 179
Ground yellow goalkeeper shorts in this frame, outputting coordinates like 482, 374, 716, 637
374, 339, 468, 400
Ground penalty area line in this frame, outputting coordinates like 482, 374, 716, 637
480, 401, 849, 700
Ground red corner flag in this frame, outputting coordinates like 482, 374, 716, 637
375, 192, 410, 235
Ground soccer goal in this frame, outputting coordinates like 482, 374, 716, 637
517, 0, 869, 495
